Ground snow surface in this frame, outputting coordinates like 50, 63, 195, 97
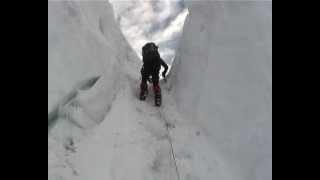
48, 1, 272, 180
168, 1, 272, 180
48, 0, 140, 129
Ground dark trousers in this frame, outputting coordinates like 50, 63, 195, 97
140, 67, 160, 91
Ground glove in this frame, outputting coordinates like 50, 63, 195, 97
162, 72, 166, 79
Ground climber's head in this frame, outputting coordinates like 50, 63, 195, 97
142, 42, 158, 56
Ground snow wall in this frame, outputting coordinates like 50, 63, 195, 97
169, 1, 272, 180
48, 1, 139, 130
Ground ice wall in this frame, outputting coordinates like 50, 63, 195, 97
48, 1, 141, 178
170, 1, 272, 180
48, 1, 139, 128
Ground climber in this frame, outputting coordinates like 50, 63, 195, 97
139, 42, 168, 106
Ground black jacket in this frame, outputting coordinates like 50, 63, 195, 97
142, 51, 168, 76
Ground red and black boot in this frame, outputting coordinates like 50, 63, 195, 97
139, 82, 148, 100
154, 84, 162, 106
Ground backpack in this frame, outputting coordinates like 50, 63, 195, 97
142, 43, 160, 69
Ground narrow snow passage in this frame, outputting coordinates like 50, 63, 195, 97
48, 1, 271, 180
48, 73, 234, 180
52, 75, 177, 180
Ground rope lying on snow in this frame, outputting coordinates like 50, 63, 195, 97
158, 107, 181, 180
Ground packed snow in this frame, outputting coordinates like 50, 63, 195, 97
48, 1, 272, 180
168, 1, 272, 180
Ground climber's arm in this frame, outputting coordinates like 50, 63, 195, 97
160, 58, 168, 78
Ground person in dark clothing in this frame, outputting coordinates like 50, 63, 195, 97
140, 42, 168, 105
